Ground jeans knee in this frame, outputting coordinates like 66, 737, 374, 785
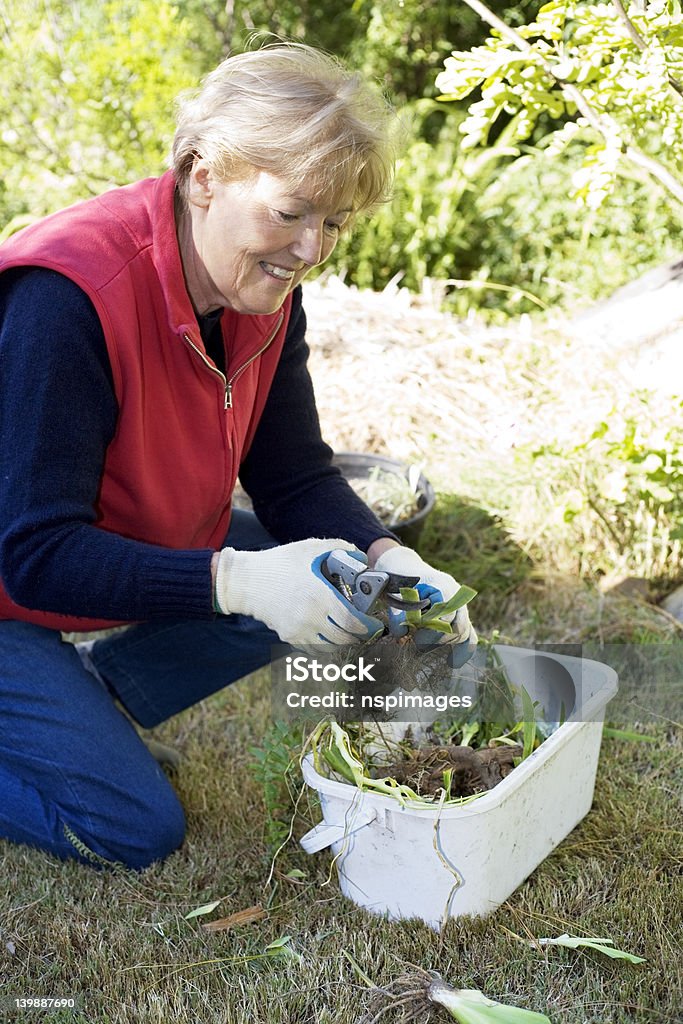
62, 784, 186, 870
126, 788, 186, 869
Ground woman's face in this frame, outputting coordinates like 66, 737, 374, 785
179, 162, 352, 316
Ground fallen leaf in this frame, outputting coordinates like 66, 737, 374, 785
265, 934, 302, 963
202, 905, 267, 933
184, 900, 221, 920
538, 934, 646, 964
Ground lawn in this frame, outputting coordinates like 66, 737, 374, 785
1, 277, 681, 1023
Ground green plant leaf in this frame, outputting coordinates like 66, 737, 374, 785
422, 585, 478, 622
184, 900, 221, 920
342, 949, 376, 989
460, 722, 480, 746
265, 934, 302, 963
520, 686, 538, 760
538, 934, 646, 964
400, 586, 423, 626
321, 743, 357, 784
420, 618, 454, 634
428, 979, 552, 1022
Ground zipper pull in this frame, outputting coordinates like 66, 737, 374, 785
224, 381, 233, 409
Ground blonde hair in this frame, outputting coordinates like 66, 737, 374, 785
172, 43, 396, 216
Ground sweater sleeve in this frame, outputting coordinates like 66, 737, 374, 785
0, 268, 214, 621
239, 286, 398, 551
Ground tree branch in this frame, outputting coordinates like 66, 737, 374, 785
611, 0, 648, 51
610, 0, 683, 100
458, 0, 683, 207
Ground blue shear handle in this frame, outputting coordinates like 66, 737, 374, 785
312, 550, 384, 643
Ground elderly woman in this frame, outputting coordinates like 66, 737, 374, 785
0, 44, 475, 868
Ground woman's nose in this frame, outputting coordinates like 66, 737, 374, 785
290, 224, 325, 267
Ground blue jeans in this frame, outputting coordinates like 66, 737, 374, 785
0, 511, 280, 869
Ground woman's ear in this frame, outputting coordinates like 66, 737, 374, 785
186, 158, 214, 209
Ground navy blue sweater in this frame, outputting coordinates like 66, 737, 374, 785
0, 268, 394, 622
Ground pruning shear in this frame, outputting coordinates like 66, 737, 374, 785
323, 549, 431, 636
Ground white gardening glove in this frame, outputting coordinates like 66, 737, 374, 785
373, 546, 478, 667
215, 538, 383, 648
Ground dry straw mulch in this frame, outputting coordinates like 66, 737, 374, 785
302, 273, 660, 485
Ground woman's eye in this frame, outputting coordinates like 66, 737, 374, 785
325, 221, 342, 233
276, 210, 298, 223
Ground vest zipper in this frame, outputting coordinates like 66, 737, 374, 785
183, 312, 284, 410
224, 312, 284, 409
183, 331, 228, 403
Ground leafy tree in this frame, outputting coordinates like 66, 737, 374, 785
345, 1, 539, 108
2, 0, 679, 315
436, 0, 683, 210
0, 0, 507, 223
174, 0, 363, 67
0, 0, 202, 220
178, 2, 541, 112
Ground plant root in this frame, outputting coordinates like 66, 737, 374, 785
359, 969, 438, 1023
376, 743, 522, 798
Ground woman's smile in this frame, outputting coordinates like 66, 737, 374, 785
259, 261, 298, 281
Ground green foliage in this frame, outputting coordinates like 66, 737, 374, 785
177, 0, 531, 102
467, 140, 683, 314
436, 0, 683, 210
347, 1, 541, 104
398, 583, 479, 634
331, 91, 682, 318
527, 395, 683, 579
0, 0, 201, 216
249, 720, 305, 849
173, 0, 364, 65
329, 101, 517, 304
349, 0, 486, 103
2, 0, 681, 317
310, 668, 546, 807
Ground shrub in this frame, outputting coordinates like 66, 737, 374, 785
525, 397, 683, 581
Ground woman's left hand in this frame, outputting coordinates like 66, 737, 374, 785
372, 545, 478, 666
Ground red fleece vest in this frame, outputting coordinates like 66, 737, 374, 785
0, 172, 291, 630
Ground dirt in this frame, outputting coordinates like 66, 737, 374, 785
375, 742, 523, 798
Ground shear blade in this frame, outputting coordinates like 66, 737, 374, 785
385, 593, 431, 611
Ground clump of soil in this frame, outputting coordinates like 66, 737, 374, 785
375, 742, 522, 798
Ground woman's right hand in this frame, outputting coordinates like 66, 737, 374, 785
213, 538, 383, 647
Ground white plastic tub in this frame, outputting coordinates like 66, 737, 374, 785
300, 645, 618, 929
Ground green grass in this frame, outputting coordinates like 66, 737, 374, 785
416, 493, 534, 625
1, 669, 680, 1023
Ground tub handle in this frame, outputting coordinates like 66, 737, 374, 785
300, 807, 377, 854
